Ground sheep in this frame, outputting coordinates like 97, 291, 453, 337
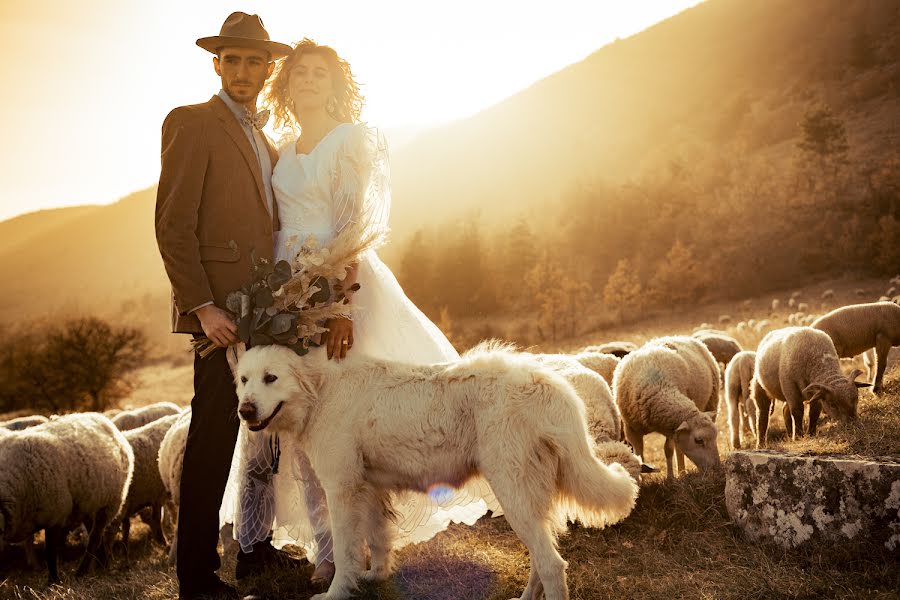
111, 401, 181, 431
855, 288, 867, 297
752, 327, 868, 446
572, 351, 620, 385
742, 299, 752, 308
0, 413, 134, 582
157, 408, 201, 564
812, 301, 900, 393
582, 341, 637, 358
772, 299, 780, 311
862, 347, 900, 384
114, 413, 180, 558
725, 351, 757, 449
822, 289, 835, 300
788, 298, 796, 308
736, 321, 748, 332
718, 315, 732, 325
887, 286, 897, 298
692, 331, 742, 367
0, 415, 49, 431
797, 302, 809, 313
613, 336, 721, 480
790, 291, 802, 300
754, 319, 770, 333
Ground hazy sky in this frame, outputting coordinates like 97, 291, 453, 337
0, 0, 702, 221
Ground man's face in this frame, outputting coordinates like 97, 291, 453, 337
214, 46, 274, 105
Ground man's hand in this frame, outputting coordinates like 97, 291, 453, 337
195, 304, 239, 348
324, 317, 353, 361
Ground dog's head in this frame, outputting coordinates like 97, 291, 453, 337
234, 345, 322, 434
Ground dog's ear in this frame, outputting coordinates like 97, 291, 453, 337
286, 352, 323, 398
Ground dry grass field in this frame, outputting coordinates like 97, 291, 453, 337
2, 277, 899, 600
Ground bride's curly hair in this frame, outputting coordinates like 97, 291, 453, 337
265, 39, 364, 132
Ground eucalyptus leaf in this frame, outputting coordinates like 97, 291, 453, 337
225, 292, 244, 315
309, 276, 331, 305
265, 306, 280, 316
250, 331, 274, 347
254, 287, 274, 309
269, 313, 295, 336
237, 313, 252, 344
267, 261, 292, 290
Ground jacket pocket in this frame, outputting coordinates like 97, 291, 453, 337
199, 240, 241, 263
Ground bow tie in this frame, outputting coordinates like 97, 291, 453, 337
241, 108, 270, 130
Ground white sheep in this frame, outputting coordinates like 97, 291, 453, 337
821, 289, 835, 300
752, 327, 868, 446
0, 415, 49, 431
581, 341, 637, 358
112, 401, 181, 431
754, 319, 770, 333
788, 298, 796, 308
718, 315, 732, 325
157, 408, 191, 564
812, 301, 900, 393
613, 336, 721, 480
772, 299, 781, 311
797, 302, 809, 313
571, 351, 620, 385
0, 413, 134, 582
115, 413, 180, 557
724, 351, 756, 449
855, 288, 867, 297
790, 291, 802, 300
692, 331, 742, 367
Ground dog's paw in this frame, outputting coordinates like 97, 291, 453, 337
361, 567, 392, 583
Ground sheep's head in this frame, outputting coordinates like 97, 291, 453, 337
803, 369, 868, 423
674, 412, 721, 471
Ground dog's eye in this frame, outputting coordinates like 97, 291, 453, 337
694, 437, 705, 446
240, 376, 248, 384
264, 373, 278, 384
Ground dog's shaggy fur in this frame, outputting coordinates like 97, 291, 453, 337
235, 345, 639, 600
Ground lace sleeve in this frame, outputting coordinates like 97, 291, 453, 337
331, 123, 391, 242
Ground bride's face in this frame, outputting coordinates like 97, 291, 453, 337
289, 53, 334, 116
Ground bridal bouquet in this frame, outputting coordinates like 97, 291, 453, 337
191, 218, 387, 358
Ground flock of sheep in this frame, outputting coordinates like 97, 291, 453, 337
1, 284, 898, 586
0, 401, 193, 582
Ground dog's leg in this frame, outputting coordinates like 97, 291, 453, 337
513, 556, 544, 600
483, 461, 568, 600
361, 489, 395, 582
311, 487, 365, 600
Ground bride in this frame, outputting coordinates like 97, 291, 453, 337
222, 39, 491, 584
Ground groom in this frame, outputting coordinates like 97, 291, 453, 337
155, 13, 292, 600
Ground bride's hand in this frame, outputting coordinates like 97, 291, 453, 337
324, 317, 353, 361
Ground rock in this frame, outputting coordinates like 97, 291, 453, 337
724, 451, 900, 550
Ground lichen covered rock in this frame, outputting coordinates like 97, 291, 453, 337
724, 450, 900, 550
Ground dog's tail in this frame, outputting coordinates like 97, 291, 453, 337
552, 392, 640, 529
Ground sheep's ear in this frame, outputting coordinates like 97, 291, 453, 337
702, 411, 717, 421
802, 382, 830, 398
676, 421, 690, 433
854, 381, 872, 388
803, 389, 825, 405
847, 368, 864, 383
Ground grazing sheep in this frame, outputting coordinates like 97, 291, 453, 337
725, 351, 757, 449
613, 336, 721, 480
812, 301, 900, 393
742, 299, 752, 308
754, 319, 770, 333
112, 402, 181, 431
797, 302, 809, 313
822, 289, 835, 300
788, 298, 796, 308
115, 413, 180, 557
692, 331, 742, 367
855, 288, 867, 297
790, 291, 802, 300
772, 299, 780, 311
862, 347, 900, 384
736, 321, 748, 332
747, 319, 757, 329
582, 341, 637, 358
718, 315, 732, 325
0, 413, 134, 582
752, 327, 868, 446
887, 287, 897, 298
0, 415, 49, 431
572, 351, 620, 385
157, 408, 191, 564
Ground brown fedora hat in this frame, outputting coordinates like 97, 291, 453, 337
197, 12, 292, 59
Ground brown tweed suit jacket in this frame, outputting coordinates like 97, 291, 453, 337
155, 95, 280, 334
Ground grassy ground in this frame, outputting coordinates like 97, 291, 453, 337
2, 277, 899, 599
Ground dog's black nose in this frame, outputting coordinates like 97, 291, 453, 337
238, 403, 257, 421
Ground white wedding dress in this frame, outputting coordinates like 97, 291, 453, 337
221, 122, 491, 566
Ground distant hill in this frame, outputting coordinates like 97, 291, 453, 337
388, 0, 899, 236
1, 0, 897, 330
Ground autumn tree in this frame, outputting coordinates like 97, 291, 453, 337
649, 240, 707, 306
525, 254, 593, 342
603, 258, 644, 321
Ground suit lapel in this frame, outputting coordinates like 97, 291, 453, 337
209, 96, 270, 218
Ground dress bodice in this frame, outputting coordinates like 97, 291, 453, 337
273, 123, 355, 259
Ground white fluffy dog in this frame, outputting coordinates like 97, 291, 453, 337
235, 344, 639, 600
